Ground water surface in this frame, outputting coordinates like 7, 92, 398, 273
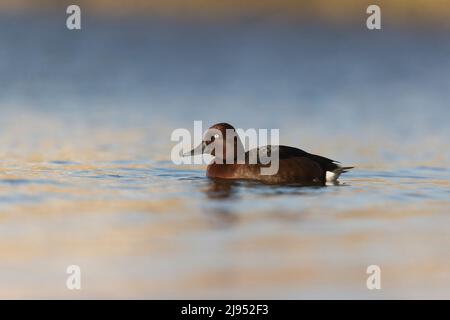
0, 15, 449, 298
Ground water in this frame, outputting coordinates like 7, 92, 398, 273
0, 14, 449, 298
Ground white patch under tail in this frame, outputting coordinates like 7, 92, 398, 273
326, 165, 354, 183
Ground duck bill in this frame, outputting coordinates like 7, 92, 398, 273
183, 141, 206, 157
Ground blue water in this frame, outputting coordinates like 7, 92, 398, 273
0, 14, 449, 298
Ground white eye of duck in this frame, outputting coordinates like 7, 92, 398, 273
213, 134, 220, 139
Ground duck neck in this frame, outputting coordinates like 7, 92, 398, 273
215, 137, 245, 164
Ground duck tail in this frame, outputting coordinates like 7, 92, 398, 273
326, 165, 354, 183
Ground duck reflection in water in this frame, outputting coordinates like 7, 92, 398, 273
203, 178, 238, 200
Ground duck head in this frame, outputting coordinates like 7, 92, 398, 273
184, 123, 244, 162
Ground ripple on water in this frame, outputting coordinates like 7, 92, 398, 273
0, 178, 63, 186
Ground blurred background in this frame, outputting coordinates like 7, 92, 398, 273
0, 0, 449, 299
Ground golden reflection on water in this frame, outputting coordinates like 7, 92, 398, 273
0, 117, 449, 299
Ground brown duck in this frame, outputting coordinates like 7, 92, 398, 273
185, 123, 353, 185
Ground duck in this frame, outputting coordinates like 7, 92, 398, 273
184, 123, 353, 185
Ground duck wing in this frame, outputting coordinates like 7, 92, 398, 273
277, 145, 341, 172
245, 145, 341, 172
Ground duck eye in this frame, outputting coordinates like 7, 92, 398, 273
210, 133, 220, 142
